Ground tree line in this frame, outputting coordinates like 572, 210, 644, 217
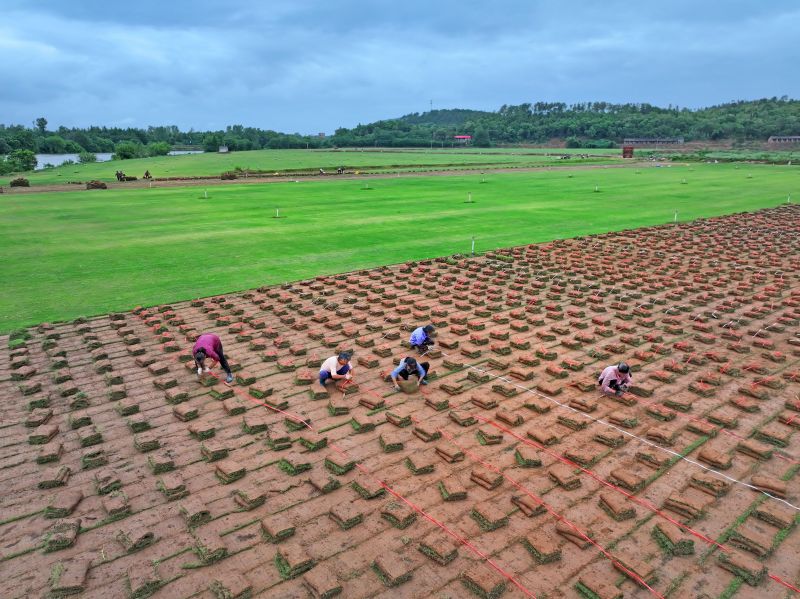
1, 98, 797, 173
337, 97, 799, 148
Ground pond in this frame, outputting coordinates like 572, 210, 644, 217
34, 150, 204, 170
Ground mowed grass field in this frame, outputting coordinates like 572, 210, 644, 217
1, 162, 797, 331
5, 147, 620, 186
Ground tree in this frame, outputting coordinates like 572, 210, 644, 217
39, 135, 67, 154
473, 127, 490, 147
8, 149, 37, 171
146, 141, 171, 156
202, 133, 223, 152
11, 129, 36, 151
0, 158, 14, 175
64, 140, 83, 153
113, 141, 144, 160
35, 117, 48, 134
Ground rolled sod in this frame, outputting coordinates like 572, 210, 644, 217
43, 519, 81, 553
275, 549, 315, 580
324, 455, 355, 475
651, 523, 695, 556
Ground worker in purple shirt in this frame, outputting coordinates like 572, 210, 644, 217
598, 362, 632, 396
193, 333, 234, 384
409, 324, 435, 354
390, 356, 429, 390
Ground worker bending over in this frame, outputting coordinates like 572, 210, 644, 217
409, 324, 435, 354
390, 356, 429, 391
193, 333, 234, 384
598, 362, 632, 396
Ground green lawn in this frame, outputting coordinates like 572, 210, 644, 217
4, 147, 620, 186
1, 162, 797, 331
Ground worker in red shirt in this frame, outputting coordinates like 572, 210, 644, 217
193, 333, 233, 384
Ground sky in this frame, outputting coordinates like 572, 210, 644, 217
1, 0, 798, 134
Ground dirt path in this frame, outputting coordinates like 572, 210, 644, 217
1, 160, 662, 195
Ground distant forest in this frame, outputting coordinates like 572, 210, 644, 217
1, 98, 798, 157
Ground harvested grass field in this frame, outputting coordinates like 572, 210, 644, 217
2, 205, 799, 598
1, 162, 797, 331
3, 147, 620, 187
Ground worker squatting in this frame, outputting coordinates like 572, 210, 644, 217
193, 324, 631, 397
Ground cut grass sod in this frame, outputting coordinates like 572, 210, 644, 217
1, 162, 797, 331
2, 147, 620, 186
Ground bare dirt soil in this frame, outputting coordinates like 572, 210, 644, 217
1, 161, 648, 195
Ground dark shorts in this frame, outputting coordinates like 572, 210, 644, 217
320, 364, 350, 385
398, 362, 430, 380
598, 378, 622, 391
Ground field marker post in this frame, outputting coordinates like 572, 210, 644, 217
468, 192, 472, 203
276, 208, 280, 218
788, 194, 792, 204
204, 189, 208, 199
471, 236, 475, 256
674, 210, 678, 223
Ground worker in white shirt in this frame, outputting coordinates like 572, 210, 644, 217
319, 352, 354, 389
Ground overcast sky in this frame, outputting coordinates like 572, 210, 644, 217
2, 1, 798, 134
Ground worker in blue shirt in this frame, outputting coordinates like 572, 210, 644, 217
391, 356, 430, 391
409, 324, 435, 354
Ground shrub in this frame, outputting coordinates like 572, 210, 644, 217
113, 141, 145, 160
39, 135, 67, 154
79, 152, 97, 164
64, 141, 83, 153
86, 180, 107, 190
10, 177, 30, 187
146, 141, 171, 156
8, 149, 37, 171
123, 176, 137, 181
220, 171, 238, 180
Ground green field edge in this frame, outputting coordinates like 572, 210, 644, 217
1, 164, 796, 332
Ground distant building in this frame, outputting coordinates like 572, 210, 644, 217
623, 138, 684, 146
622, 146, 634, 158
768, 135, 800, 145
454, 135, 472, 145
218, 145, 229, 153
318, 132, 326, 138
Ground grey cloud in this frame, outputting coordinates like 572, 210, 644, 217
1, 1, 798, 133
